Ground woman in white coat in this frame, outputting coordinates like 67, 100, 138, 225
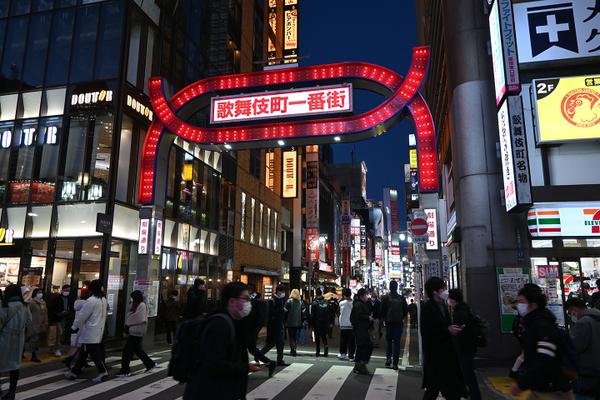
0, 284, 32, 400
116, 290, 155, 376
64, 280, 108, 383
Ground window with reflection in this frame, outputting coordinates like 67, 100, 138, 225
23, 12, 52, 88
70, 5, 99, 83
46, 9, 75, 86
1, 17, 27, 90
95, 1, 123, 79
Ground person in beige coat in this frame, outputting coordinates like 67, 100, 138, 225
116, 290, 155, 376
0, 284, 33, 400
27, 288, 48, 362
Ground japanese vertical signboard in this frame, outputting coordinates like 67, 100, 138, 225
305, 149, 319, 228
306, 228, 319, 264
489, 0, 521, 105
154, 219, 163, 256
496, 267, 531, 333
497, 96, 532, 212
265, 152, 275, 192
425, 208, 439, 250
282, 150, 298, 198
138, 218, 149, 254
514, 0, 600, 65
533, 75, 600, 143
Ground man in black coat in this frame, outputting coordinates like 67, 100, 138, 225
351, 288, 373, 375
183, 278, 207, 319
260, 285, 288, 366
244, 284, 275, 376
421, 277, 465, 400
47, 284, 74, 355
380, 280, 408, 369
183, 282, 261, 400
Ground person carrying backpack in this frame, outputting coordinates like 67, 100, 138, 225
380, 280, 408, 370
565, 297, 600, 399
510, 284, 574, 399
183, 282, 261, 400
448, 289, 482, 400
311, 288, 333, 357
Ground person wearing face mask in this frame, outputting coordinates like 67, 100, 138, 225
420, 277, 465, 400
260, 285, 288, 367
510, 284, 574, 399
26, 288, 48, 363
565, 298, 600, 399
164, 290, 181, 346
47, 284, 74, 357
350, 288, 373, 375
183, 282, 261, 400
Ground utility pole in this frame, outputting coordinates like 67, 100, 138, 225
415, 243, 425, 367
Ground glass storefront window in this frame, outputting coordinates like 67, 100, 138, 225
70, 5, 99, 83
53, 240, 74, 289
79, 239, 102, 288
0, 258, 20, 287
127, 11, 142, 85
530, 257, 564, 326
46, 9, 75, 86
63, 115, 87, 200
37, 117, 61, 182
29, 206, 52, 238
90, 114, 113, 201
13, 120, 38, 180
19, 91, 42, 119
95, 1, 123, 79
22, 13, 51, 88
41, 88, 66, 117
1, 17, 27, 87
0, 94, 18, 121
531, 239, 553, 248
106, 240, 130, 336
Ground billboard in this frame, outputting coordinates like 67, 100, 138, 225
497, 96, 532, 212
305, 150, 319, 228
211, 84, 352, 124
533, 75, 600, 143
489, 0, 520, 105
409, 148, 418, 169
514, 0, 600, 66
282, 150, 297, 198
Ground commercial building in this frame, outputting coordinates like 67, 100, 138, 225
0, 0, 267, 338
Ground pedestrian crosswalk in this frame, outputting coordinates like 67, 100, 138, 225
9, 351, 421, 400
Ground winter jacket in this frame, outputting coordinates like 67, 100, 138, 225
183, 310, 248, 400
184, 287, 207, 319
517, 307, 571, 393
284, 298, 305, 328
164, 298, 181, 322
369, 298, 382, 319
72, 296, 108, 344
47, 293, 74, 324
350, 300, 371, 345
126, 302, 148, 337
570, 308, 600, 377
338, 299, 353, 330
450, 302, 478, 356
0, 302, 32, 372
420, 299, 464, 392
310, 296, 333, 330
380, 292, 408, 323
29, 298, 48, 335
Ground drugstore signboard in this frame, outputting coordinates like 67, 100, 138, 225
534, 74, 600, 143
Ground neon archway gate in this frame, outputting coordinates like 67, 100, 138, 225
139, 46, 437, 206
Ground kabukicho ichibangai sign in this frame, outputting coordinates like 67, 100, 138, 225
139, 47, 438, 205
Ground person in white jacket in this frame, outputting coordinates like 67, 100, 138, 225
116, 290, 155, 376
338, 288, 355, 360
65, 280, 108, 383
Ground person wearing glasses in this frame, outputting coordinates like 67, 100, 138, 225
183, 282, 262, 400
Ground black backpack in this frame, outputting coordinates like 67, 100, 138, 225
386, 295, 407, 323
168, 313, 234, 383
469, 312, 489, 347
315, 300, 332, 322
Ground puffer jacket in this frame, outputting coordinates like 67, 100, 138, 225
570, 308, 600, 377
72, 296, 107, 344
126, 302, 148, 337
517, 307, 571, 393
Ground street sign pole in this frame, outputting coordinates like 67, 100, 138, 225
415, 242, 424, 367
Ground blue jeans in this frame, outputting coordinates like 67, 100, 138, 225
385, 322, 403, 366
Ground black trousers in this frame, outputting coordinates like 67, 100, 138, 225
287, 327, 299, 351
71, 343, 108, 375
314, 328, 329, 354
121, 335, 154, 373
339, 329, 355, 358
260, 326, 285, 362
355, 341, 373, 364
458, 353, 481, 400
249, 330, 272, 363
165, 321, 177, 344
0, 370, 19, 394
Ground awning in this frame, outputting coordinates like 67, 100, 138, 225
242, 266, 280, 277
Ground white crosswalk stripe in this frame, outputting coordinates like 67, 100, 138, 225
364, 368, 398, 400
246, 363, 313, 400
302, 365, 353, 400
51, 361, 169, 400
110, 376, 180, 400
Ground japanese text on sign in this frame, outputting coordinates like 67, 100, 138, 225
138, 219, 149, 254
210, 84, 352, 124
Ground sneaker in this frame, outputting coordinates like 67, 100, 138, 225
54, 350, 62, 357
337, 353, 346, 360
145, 363, 157, 373
384, 359, 391, 367
64, 371, 78, 380
116, 370, 131, 377
92, 372, 108, 383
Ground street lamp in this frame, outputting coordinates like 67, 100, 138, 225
407, 237, 413, 243
399, 233, 406, 241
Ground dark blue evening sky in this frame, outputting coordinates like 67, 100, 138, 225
299, 1, 417, 204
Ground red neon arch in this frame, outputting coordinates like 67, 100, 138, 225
139, 46, 437, 204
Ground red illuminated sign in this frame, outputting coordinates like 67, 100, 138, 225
139, 46, 438, 204
211, 84, 352, 123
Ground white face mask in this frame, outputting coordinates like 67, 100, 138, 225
62, 291, 70, 297
277, 292, 285, 299
439, 290, 449, 301
36, 293, 44, 300
517, 303, 529, 317
239, 300, 252, 318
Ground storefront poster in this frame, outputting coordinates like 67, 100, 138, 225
496, 267, 531, 333
20, 267, 43, 288
133, 280, 160, 318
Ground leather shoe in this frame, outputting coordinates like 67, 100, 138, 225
268, 362, 276, 377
